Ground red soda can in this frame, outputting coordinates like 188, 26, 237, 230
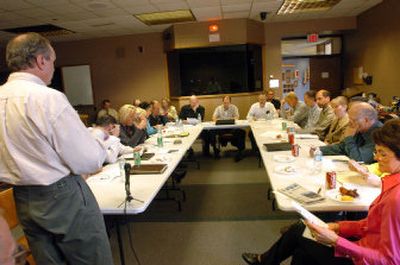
326, 171, 337, 190
291, 144, 300, 157
288, 132, 295, 145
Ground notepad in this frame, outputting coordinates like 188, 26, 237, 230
264, 142, 291, 152
130, 164, 168, 174
216, 119, 235, 125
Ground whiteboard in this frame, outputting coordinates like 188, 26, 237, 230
61, 65, 94, 106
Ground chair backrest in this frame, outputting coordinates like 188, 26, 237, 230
0, 188, 19, 229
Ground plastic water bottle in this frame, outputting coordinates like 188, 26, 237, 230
157, 128, 163, 148
313, 147, 323, 174
118, 157, 125, 179
197, 113, 202, 124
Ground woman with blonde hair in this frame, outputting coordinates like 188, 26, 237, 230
324, 96, 350, 144
161, 98, 178, 121
118, 104, 147, 147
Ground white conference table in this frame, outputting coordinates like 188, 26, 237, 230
250, 118, 381, 212
201, 119, 250, 130
87, 124, 203, 215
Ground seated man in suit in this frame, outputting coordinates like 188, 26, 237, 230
212, 96, 246, 162
314, 102, 382, 164
180, 95, 216, 156
297, 89, 335, 141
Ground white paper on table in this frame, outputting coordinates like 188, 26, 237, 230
187, 118, 200, 125
260, 131, 285, 138
295, 134, 319, 139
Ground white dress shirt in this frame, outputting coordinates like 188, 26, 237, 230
0, 72, 107, 185
246, 102, 277, 120
89, 127, 133, 163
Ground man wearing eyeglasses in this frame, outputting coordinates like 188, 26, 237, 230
316, 102, 382, 164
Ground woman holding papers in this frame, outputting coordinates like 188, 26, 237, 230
242, 119, 400, 265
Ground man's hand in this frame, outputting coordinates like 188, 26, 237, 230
306, 221, 339, 246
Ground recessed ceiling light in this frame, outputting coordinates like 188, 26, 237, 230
134, 9, 196, 26
1, 24, 74, 37
277, 0, 342, 15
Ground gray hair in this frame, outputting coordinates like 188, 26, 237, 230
6, 32, 52, 71
350, 102, 378, 121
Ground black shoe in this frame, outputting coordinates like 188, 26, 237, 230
234, 152, 244, 162
242, 253, 261, 265
214, 148, 221, 159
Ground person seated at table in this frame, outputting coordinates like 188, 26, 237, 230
247, 93, 278, 121
280, 92, 309, 128
298, 89, 335, 140
324, 96, 350, 144
247, 93, 278, 152
316, 102, 382, 164
148, 100, 167, 127
212, 96, 246, 162
180, 95, 215, 156
89, 115, 136, 163
241, 119, 400, 265
97, 99, 119, 122
119, 104, 147, 147
179, 95, 205, 122
139, 101, 158, 136
302, 90, 321, 130
161, 98, 178, 121
266, 88, 281, 110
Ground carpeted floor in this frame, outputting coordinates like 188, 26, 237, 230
110, 142, 297, 265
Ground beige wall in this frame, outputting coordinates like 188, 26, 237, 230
343, 0, 400, 105
264, 17, 357, 98
53, 32, 169, 109
171, 92, 260, 121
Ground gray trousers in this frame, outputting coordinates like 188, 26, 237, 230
13, 175, 114, 265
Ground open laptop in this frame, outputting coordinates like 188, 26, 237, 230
216, 119, 235, 125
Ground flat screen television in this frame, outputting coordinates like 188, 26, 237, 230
167, 44, 263, 96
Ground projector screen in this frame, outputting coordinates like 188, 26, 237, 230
61, 65, 94, 106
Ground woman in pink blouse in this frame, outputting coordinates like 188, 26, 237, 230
242, 119, 400, 265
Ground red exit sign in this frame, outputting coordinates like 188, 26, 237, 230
307, 33, 319, 43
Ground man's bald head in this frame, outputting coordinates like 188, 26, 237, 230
190, 95, 199, 108
348, 102, 378, 132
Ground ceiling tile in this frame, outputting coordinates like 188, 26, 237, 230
186, 0, 220, 8
223, 11, 250, 19
154, 2, 189, 11
222, 3, 251, 13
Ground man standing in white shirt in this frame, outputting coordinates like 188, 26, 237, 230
247, 93, 277, 152
0, 33, 113, 265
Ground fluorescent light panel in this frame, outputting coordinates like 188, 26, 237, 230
134, 9, 196, 26
277, 0, 342, 15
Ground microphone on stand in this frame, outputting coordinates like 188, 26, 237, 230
124, 163, 133, 202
